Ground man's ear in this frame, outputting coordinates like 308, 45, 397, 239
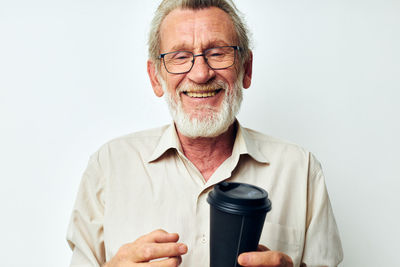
242, 51, 253, 89
147, 60, 164, 97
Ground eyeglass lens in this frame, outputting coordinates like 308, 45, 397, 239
163, 46, 236, 74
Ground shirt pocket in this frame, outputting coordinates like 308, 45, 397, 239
259, 222, 302, 265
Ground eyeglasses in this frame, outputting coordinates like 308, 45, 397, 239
158, 46, 241, 74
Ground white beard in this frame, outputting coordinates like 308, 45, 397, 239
159, 71, 243, 138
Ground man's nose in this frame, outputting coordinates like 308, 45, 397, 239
186, 55, 215, 84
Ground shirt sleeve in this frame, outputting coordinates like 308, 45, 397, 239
301, 153, 344, 267
66, 151, 106, 267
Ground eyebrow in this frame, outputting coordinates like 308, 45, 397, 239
167, 40, 231, 53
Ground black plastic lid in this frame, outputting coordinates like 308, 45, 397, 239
207, 182, 272, 215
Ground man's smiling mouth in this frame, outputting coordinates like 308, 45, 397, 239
183, 89, 222, 98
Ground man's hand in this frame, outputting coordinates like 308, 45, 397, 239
237, 244, 294, 267
104, 229, 188, 267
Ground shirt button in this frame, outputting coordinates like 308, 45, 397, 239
201, 234, 207, 244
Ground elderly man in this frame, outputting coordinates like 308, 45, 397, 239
67, 0, 343, 266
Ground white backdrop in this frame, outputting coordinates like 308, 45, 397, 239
0, 0, 399, 266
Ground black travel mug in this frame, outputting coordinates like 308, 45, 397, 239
207, 181, 272, 267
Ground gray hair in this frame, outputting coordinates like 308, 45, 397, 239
148, 0, 251, 69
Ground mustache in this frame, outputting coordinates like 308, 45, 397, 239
177, 80, 228, 94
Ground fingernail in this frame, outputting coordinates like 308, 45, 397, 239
178, 244, 187, 253
239, 254, 248, 264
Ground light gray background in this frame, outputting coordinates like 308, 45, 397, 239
0, 0, 399, 266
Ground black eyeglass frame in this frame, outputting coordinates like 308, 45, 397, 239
158, 45, 242, 74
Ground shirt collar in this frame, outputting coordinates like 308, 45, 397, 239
147, 121, 269, 164
147, 123, 182, 163
233, 121, 269, 164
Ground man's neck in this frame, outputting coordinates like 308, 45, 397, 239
176, 123, 237, 182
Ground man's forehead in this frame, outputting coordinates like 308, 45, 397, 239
159, 7, 237, 52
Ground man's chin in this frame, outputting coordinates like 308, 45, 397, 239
173, 112, 234, 139
186, 112, 217, 122
183, 104, 219, 116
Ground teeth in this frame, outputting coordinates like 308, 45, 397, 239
186, 91, 218, 98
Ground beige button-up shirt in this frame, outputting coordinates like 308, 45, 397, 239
67, 123, 343, 267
